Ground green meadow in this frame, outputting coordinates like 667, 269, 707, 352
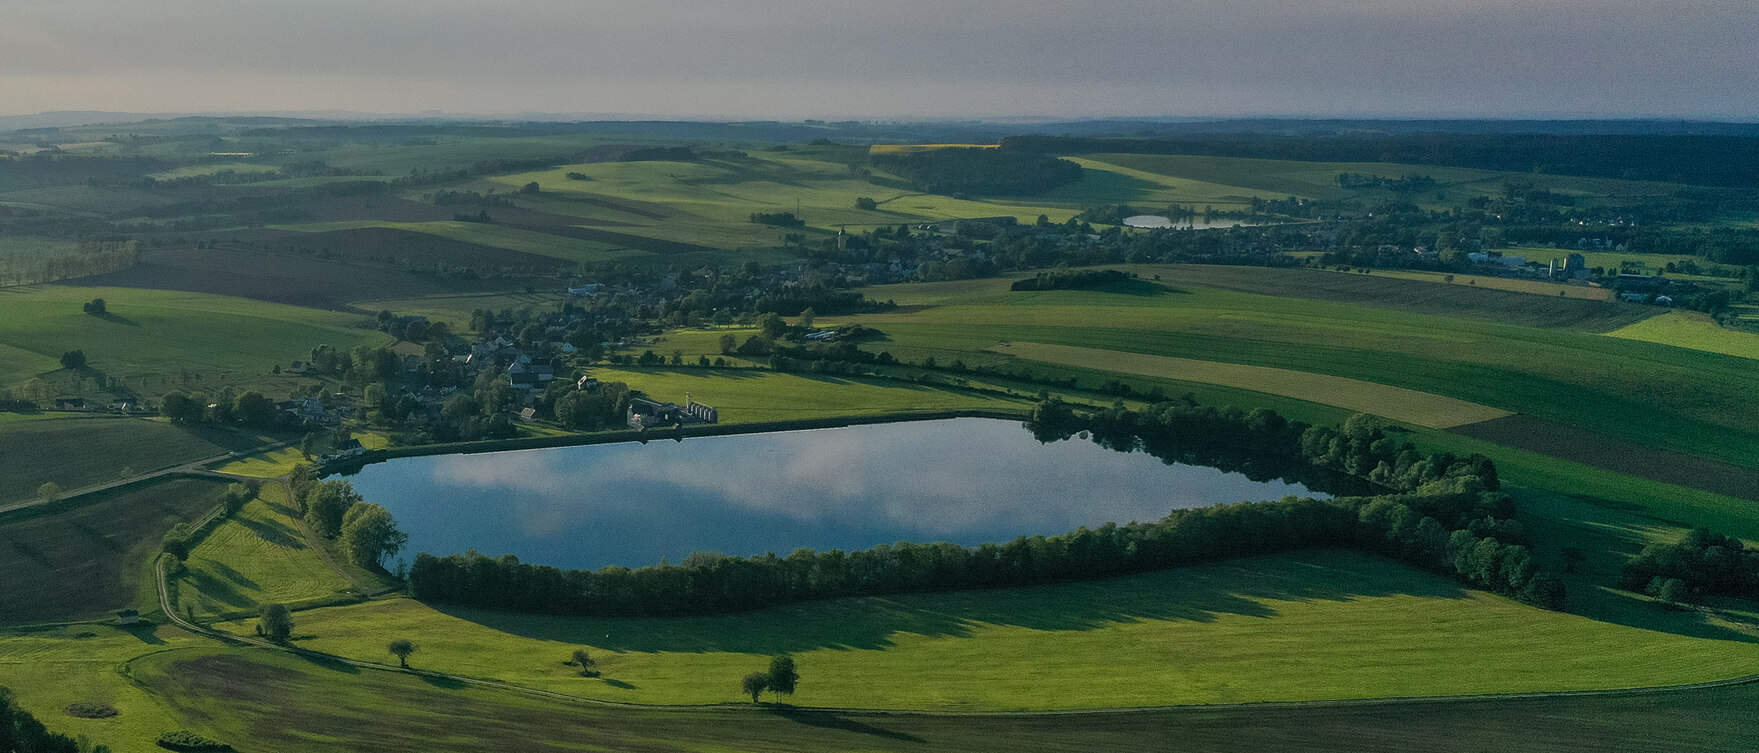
219, 549, 1759, 711
1606, 311, 1759, 360
587, 366, 1032, 423
0, 285, 389, 399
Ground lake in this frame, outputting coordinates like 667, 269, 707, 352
342, 418, 1323, 570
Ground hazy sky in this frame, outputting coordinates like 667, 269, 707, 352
4, 0, 1755, 120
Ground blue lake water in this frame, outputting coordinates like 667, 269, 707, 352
342, 418, 1322, 570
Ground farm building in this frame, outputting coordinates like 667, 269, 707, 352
627, 397, 683, 429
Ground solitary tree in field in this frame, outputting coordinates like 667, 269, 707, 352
82, 298, 106, 315
741, 672, 769, 703
59, 350, 86, 370
571, 648, 597, 677
36, 482, 60, 504
766, 654, 798, 701
300, 432, 316, 461
259, 603, 293, 642
388, 639, 418, 668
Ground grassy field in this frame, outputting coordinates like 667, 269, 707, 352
0, 476, 228, 625
171, 485, 354, 620
115, 646, 1759, 753
834, 268, 1759, 469
0, 415, 270, 504
1605, 311, 1759, 360
990, 341, 1511, 428
0, 623, 208, 753
206, 447, 309, 478
217, 550, 1759, 711
0, 285, 389, 400
589, 367, 1033, 424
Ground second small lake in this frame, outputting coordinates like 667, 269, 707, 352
343, 418, 1324, 570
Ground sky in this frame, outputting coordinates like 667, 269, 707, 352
3, 0, 1756, 120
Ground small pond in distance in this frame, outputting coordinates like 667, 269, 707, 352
343, 418, 1324, 570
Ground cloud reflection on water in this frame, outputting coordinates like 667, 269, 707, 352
361, 419, 1317, 569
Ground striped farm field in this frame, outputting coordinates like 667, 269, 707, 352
171, 486, 353, 619
989, 342, 1512, 429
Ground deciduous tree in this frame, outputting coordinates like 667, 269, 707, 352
341, 503, 408, 570
767, 655, 798, 701
388, 638, 417, 668
741, 672, 769, 703
259, 603, 293, 642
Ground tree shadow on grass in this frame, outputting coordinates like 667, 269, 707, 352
88, 311, 139, 326
429, 550, 1472, 657
1088, 279, 1188, 297
289, 648, 361, 675
767, 707, 927, 743
418, 673, 466, 689
124, 623, 165, 645
234, 513, 307, 550
1524, 503, 1759, 645
207, 560, 262, 591
7, 538, 52, 567
181, 569, 254, 610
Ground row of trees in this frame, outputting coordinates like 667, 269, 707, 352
1008, 268, 1132, 291
160, 389, 277, 427
1621, 527, 1759, 602
289, 467, 407, 570
408, 402, 1563, 616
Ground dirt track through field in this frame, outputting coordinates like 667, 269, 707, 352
1449, 415, 1759, 502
